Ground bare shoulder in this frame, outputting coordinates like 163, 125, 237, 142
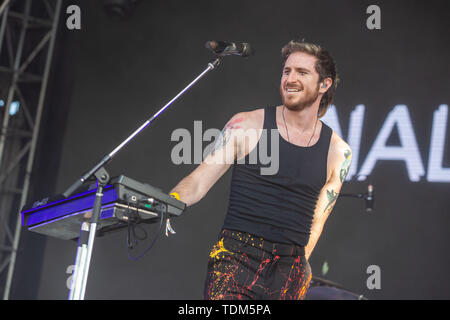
330, 131, 351, 156
227, 108, 264, 130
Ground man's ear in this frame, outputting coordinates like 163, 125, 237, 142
319, 78, 332, 93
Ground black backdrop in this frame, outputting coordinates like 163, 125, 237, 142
10, 0, 450, 299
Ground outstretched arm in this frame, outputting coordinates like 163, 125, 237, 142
305, 138, 352, 259
170, 113, 247, 207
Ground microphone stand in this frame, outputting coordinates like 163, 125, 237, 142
339, 193, 365, 199
66, 57, 221, 300
339, 187, 374, 212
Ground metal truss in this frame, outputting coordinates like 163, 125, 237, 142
0, 0, 62, 300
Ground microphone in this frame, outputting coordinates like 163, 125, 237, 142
365, 184, 374, 212
205, 41, 254, 57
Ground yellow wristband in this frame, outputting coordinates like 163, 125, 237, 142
169, 192, 180, 200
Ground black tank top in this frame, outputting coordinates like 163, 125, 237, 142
222, 106, 332, 247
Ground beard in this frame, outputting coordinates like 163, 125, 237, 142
280, 83, 320, 111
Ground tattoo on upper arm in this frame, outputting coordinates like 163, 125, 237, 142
323, 189, 338, 214
321, 149, 351, 215
212, 127, 231, 154
339, 149, 352, 183
211, 118, 243, 155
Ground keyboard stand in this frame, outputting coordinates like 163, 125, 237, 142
68, 167, 109, 300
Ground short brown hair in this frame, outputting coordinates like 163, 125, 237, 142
281, 40, 339, 118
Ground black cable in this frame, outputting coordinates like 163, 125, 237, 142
132, 199, 148, 238
126, 201, 165, 261
126, 197, 150, 249
126, 199, 138, 249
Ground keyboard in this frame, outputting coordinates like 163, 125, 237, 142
20, 175, 186, 240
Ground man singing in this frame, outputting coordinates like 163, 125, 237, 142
169, 40, 352, 300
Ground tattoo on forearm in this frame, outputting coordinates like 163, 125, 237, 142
211, 118, 243, 155
323, 189, 338, 214
339, 149, 352, 182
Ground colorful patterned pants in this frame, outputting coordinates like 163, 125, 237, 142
204, 229, 312, 300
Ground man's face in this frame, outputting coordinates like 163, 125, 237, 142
280, 51, 321, 111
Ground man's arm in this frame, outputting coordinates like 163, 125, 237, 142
170, 113, 248, 207
304, 135, 352, 259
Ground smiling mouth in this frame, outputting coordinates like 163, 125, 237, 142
285, 88, 302, 93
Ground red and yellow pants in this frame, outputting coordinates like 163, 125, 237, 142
204, 229, 312, 300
